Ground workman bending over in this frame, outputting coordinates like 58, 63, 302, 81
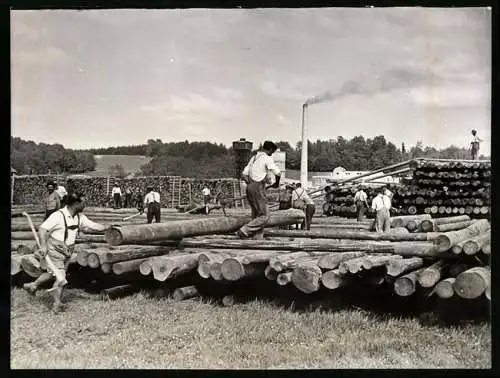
144, 186, 161, 223
236, 141, 281, 239
291, 183, 315, 230
371, 186, 392, 233
23, 192, 108, 313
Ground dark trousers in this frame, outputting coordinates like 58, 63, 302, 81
303, 204, 316, 230
240, 181, 269, 237
113, 194, 121, 209
279, 201, 292, 229
124, 194, 132, 207
45, 209, 57, 221
147, 202, 161, 224
356, 201, 367, 222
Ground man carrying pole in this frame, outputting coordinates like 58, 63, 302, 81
23, 192, 109, 313
236, 141, 281, 239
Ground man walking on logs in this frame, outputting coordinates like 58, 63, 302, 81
354, 184, 368, 222
144, 186, 161, 224
111, 182, 122, 209
291, 183, 315, 230
470, 129, 482, 160
44, 181, 61, 220
236, 140, 281, 239
23, 192, 108, 313
371, 186, 392, 233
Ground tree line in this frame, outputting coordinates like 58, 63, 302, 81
12, 136, 487, 177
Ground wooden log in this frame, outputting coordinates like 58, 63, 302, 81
172, 285, 200, 301
482, 242, 490, 255
112, 258, 151, 275
87, 251, 107, 269
209, 262, 224, 280
339, 257, 366, 274
11, 253, 22, 275
291, 261, 322, 293
100, 284, 141, 300
152, 253, 201, 282
434, 219, 490, 252
391, 242, 455, 258
19, 254, 43, 278
434, 220, 476, 232
139, 258, 154, 276
76, 249, 90, 267
11, 241, 37, 253
390, 214, 432, 228
317, 251, 367, 270
405, 220, 419, 232
393, 267, 427, 296
105, 209, 305, 245
222, 295, 237, 306
485, 281, 491, 301
433, 278, 455, 298
100, 245, 174, 264
321, 269, 351, 290
386, 257, 424, 277
417, 260, 447, 288
448, 263, 471, 278
453, 267, 490, 299
462, 233, 490, 256
269, 252, 316, 271
276, 272, 293, 286
264, 265, 279, 281
240, 251, 289, 265
221, 256, 268, 281
362, 255, 402, 270
101, 263, 112, 274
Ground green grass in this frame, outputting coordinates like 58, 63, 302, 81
11, 287, 491, 369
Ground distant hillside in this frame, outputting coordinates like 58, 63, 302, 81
86, 155, 152, 177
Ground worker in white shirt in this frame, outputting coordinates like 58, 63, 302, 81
111, 182, 122, 209
291, 183, 316, 230
202, 186, 211, 214
371, 186, 392, 233
144, 186, 161, 224
353, 185, 369, 222
470, 129, 482, 160
54, 179, 68, 206
23, 192, 109, 313
236, 141, 281, 239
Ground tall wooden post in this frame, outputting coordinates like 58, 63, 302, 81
11, 174, 15, 205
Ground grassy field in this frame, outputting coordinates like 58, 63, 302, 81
10, 287, 491, 369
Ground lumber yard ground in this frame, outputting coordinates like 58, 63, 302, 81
11, 286, 490, 369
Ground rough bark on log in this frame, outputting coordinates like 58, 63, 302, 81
317, 251, 367, 270
100, 284, 141, 300
100, 245, 174, 264
152, 253, 201, 282
240, 251, 289, 265
19, 254, 43, 278
112, 258, 151, 275
434, 219, 490, 252
362, 255, 403, 270
417, 260, 447, 288
391, 242, 455, 258
105, 209, 305, 245
453, 267, 490, 299
393, 267, 427, 296
221, 258, 267, 281
291, 261, 322, 294
321, 269, 351, 290
339, 257, 366, 274
270, 252, 317, 271
390, 214, 432, 228
433, 278, 455, 299
172, 285, 200, 301
434, 220, 476, 232
276, 271, 293, 286
462, 233, 490, 256
386, 257, 424, 277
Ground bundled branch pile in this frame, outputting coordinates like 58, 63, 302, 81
12, 209, 491, 314
395, 160, 491, 218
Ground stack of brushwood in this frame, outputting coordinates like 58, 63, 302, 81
394, 160, 491, 218
322, 184, 401, 217
12, 208, 490, 317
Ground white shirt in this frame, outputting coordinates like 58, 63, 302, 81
40, 207, 102, 246
354, 190, 367, 202
111, 186, 122, 195
292, 187, 315, 206
372, 194, 391, 211
202, 188, 211, 196
144, 191, 160, 204
55, 185, 67, 199
242, 152, 281, 183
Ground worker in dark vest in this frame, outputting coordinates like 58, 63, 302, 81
236, 141, 281, 239
23, 192, 108, 313
470, 129, 482, 160
144, 186, 161, 224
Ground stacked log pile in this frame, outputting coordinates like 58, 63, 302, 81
11, 207, 491, 319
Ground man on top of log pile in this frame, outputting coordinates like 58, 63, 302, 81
143, 186, 161, 224
23, 192, 109, 313
44, 181, 61, 220
470, 129, 482, 160
111, 181, 122, 209
202, 186, 211, 215
354, 184, 369, 222
371, 186, 391, 233
291, 183, 315, 230
236, 140, 281, 239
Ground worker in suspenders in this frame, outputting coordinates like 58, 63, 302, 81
23, 192, 109, 313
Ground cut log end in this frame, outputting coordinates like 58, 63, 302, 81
453, 268, 490, 299
104, 228, 122, 246
434, 278, 455, 299
221, 258, 245, 281
394, 277, 416, 297
172, 285, 199, 301
139, 261, 152, 276
87, 253, 100, 269
276, 272, 293, 286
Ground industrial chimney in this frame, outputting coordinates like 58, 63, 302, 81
232, 138, 253, 179
300, 104, 308, 188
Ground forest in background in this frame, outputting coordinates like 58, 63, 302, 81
11, 136, 487, 177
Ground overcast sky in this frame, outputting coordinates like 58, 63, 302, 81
11, 8, 491, 155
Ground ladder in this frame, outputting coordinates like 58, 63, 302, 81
169, 176, 182, 208
232, 179, 245, 209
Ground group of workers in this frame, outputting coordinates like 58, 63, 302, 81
354, 185, 393, 233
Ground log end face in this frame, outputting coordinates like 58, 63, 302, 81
105, 228, 123, 246
394, 277, 415, 297
221, 258, 245, 281
139, 261, 152, 276
434, 235, 451, 252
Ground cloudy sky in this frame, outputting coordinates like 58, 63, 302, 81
11, 8, 491, 155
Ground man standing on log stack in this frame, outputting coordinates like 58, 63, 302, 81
354, 185, 368, 222
23, 192, 109, 313
44, 181, 61, 220
236, 141, 281, 239
202, 186, 211, 215
144, 186, 161, 224
371, 186, 391, 233
291, 183, 315, 230
470, 129, 482, 160
111, 182, 122, 209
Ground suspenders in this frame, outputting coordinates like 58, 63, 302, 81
59, 210, 80, 243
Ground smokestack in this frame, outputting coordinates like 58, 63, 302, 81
300, 103, 308, 188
